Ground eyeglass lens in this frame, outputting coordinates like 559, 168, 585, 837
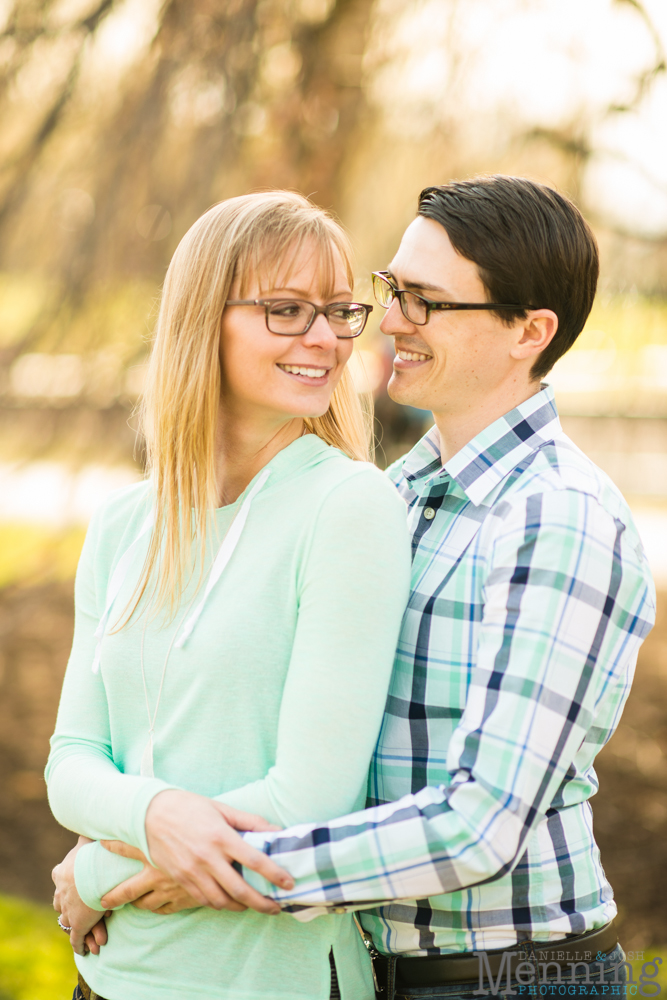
372, 274, 427, 325
266, 301, 367, 337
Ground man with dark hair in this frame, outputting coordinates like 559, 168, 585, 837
88, 177, 655, 999
230, 176, 654, 996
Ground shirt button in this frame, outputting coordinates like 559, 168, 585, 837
423, 507, 436, 520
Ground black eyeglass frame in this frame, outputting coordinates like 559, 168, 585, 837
372, 272, 537, 325
225, 298, 373, 338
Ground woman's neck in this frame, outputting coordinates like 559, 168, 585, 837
214, 410, 305, 506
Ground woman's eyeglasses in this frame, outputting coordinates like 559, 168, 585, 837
226, 299, 373, 338
372, 271, 535, 326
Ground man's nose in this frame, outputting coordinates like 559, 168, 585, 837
300, 312, 339, 349
380, 297, 415, 336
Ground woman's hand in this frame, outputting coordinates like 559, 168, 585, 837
99, 842, 201, 913
141, 791, 293, 913
52, 837, 111, 956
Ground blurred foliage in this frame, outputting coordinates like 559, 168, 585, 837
0, 894, 75, 1000
0, 525, 85, 589
0, 0, 664, 464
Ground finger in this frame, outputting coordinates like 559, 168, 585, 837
203, 859, 281, 914
227, 838, 294, 891
52, 892, 61, 913
51, 864, 60, 886
100, 840, 146, 862
213, 802, 281, 833
83, 931, 101, 956
70, 929, 87, 956
90, 919, 108, 947
101, 868, 159, 909
130, 891, 165, 911
133, 890, 200, 913
169, 869, 243, 911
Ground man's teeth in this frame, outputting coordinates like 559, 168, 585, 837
397, 350, 432, 362
279, 364, 327, 377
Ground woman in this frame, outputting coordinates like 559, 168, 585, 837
46, 191, 411, 1000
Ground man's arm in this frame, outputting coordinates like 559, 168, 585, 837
238, 490, 655, 914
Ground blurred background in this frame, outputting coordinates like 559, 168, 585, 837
0, 0, 666, 995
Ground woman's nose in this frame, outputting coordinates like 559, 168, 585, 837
301, 312, 339, 349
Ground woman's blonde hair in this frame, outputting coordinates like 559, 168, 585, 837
130, 191, 372, 621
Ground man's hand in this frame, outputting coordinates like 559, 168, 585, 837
141, 792, 293, 913
52, 837, 111, 956
100, 842, 201, 913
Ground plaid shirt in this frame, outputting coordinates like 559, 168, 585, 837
245, 385, 655, 956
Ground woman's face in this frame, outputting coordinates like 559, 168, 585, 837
219, 239, 355, 425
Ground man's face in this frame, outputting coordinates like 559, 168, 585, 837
381, 216, 532, 416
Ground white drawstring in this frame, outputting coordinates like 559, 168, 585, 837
175, 468, 271, 648
91, 469, 271, 673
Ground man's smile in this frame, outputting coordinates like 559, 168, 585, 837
394, 348, 433, 368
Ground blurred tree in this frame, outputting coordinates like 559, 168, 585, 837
0, 0, 374, 345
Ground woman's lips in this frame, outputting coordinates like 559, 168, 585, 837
277, 363, 331, 385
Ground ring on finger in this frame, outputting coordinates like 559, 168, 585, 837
57, 915, 73, 934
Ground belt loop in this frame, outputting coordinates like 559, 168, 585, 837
525, 940, 540, 994
386, 956, 397, 1000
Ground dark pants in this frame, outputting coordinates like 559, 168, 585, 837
74, 950, 342, 999
383, 944, 629, 1000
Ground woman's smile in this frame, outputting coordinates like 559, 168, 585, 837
276, 362, 332, 385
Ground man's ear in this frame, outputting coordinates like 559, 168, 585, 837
510, 310, 558, 361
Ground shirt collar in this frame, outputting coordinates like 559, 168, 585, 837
401, 384, 562, 506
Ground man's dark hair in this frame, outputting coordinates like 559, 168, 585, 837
417, 176, 599, 380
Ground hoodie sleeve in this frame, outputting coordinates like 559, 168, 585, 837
216, 465, 411, 826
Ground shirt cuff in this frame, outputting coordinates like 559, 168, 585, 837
74, 841, 143, 911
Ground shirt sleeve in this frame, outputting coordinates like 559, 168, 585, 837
45, 500, 179, 868
215, 466, 412, 827
75, 841, 144, 911
238, 489, 654, 913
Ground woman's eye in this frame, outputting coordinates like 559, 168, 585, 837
269, 302, 303, 318
329, 305, 356, 321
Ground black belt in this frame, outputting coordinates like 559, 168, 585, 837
373, 921, 618, 992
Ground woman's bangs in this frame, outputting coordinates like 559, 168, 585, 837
238, 224, 347, 300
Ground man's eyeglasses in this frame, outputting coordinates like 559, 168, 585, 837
372, 271, 535, 326
226, 299, 373, 338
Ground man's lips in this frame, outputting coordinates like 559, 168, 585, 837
393, 348, 433, 369
277, 363, 331, 385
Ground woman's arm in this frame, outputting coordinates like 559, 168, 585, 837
47, 497, 292, 914
99, 466, 411, 913
46, 499, 179, 855
216, 467, 411, 826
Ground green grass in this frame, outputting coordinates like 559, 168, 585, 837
0, 894, 76, 1000
629, 951, 666, 992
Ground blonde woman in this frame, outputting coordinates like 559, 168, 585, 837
47, 192, 411, 1000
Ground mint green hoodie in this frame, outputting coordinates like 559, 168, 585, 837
46, 435, 411, 1000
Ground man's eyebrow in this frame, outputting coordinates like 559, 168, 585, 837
386, 269, 452, 296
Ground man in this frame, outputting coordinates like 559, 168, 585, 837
57, 177, 655, 998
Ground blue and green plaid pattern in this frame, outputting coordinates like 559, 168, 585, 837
245, 386, 655, 957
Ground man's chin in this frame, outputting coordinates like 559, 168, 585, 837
387, 372, 430, 410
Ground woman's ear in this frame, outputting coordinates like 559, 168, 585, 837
510, 309, 558, 361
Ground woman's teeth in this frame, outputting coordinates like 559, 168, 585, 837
397, 350, 431, 362
279, 364, 327, 377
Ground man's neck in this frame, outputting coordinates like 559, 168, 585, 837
433, 380, 543, 465
214, 409, 305, 506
